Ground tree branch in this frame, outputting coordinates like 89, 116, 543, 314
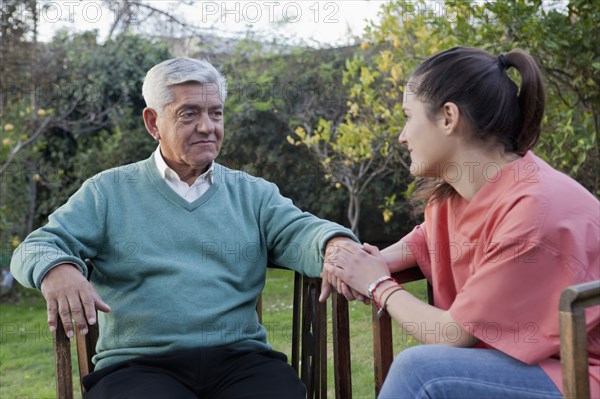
1, 116, 52, 177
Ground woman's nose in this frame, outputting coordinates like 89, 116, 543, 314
398, 127, 407, 145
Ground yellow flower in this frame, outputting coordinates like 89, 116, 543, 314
335, 182, 342, 189
4, 123, 14, 132
2, 138, 10, 147
37, 108, 47, 117
360, 42, 370, 50
383, 209, 393, 223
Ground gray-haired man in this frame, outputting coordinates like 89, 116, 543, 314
11, 57, 359, 398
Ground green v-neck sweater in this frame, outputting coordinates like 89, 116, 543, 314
11, 154, 356, 369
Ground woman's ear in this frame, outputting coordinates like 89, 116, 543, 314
143, 108, 161, 141
439, 102, 461, 136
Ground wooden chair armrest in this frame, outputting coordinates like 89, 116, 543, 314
392, 267, 427, 283
560, 279, 600, 399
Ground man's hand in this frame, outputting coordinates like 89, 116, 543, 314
324, 242, 391, 297
40, 263, 111, 338
319, 237, 368, 303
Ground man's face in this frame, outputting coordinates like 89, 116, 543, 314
150, 82, 224, 176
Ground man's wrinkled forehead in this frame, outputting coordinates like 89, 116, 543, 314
167, 82, 224, 104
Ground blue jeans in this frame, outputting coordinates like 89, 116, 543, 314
379, 345, 562, 399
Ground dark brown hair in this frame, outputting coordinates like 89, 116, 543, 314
409, 47, 546, 213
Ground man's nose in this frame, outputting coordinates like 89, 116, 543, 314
195, 112, 214, 134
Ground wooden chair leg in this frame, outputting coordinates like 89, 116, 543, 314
54, 321, 73, 399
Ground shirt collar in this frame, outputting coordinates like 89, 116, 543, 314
153, 146, 214, 185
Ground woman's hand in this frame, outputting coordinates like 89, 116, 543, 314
319, 238, 370, 303
324, 242, 391, 297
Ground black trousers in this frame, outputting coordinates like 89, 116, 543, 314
82, 347, 306, 399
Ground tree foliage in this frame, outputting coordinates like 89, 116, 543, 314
292, 0, 599, 237
1, 30, 170, 273
2, 1, 596, 288
211, 41, 353, 223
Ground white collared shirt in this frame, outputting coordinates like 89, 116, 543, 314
153, 147, 214, 202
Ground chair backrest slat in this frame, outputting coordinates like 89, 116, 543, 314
332, 294, 352, 399
372, 268, 431, 396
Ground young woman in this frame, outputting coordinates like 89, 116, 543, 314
324, 47, 599, 398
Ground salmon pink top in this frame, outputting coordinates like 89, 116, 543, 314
402, 151, 599, 395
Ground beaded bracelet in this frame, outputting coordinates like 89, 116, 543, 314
367, 275, 396, 301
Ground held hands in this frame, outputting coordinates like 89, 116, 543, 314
40, 263, 111, 338
321, 242, 391, 298
319, 237, 369, 303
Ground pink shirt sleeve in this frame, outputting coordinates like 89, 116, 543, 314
401, 224, 432, 281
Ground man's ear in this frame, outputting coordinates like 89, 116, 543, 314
439, 102, 461, 136
143, 108, 161, 141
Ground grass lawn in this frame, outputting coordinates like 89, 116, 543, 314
0, 269, 425, 398
0, 292, 72, 399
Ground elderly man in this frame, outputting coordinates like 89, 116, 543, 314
11, 57, 357, 398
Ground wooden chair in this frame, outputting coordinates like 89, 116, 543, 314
53, 261, 353, 399
559, 279, 600, 399
372, 269, 600, 399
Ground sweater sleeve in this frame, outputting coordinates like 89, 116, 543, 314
259, 183, 357, 277
10, 177, 107, 289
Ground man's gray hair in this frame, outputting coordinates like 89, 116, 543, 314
142, 57, 227, 115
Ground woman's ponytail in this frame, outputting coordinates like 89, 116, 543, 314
503, 49, 546, 155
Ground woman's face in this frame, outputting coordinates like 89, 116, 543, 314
398, 84, 454, 177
